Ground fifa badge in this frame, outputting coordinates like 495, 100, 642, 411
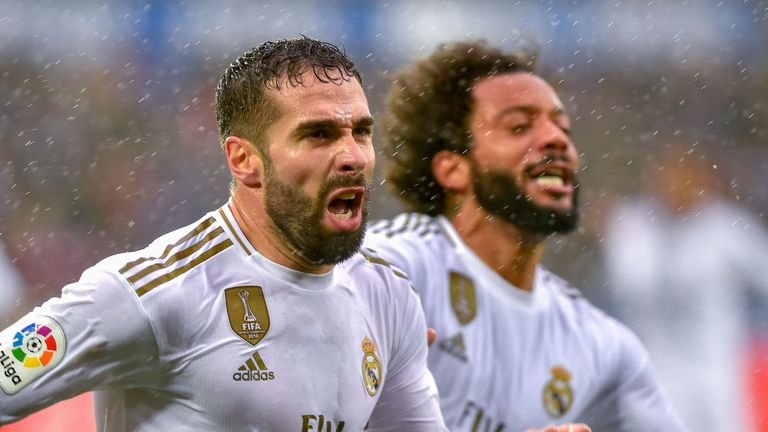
224, 286, 270, 346
449, 271, 477, 325
542, 365, 574, 418
361, 336, 382, 396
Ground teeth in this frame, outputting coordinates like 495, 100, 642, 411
338, 192, 356, 200
535, 175, 564, 187
335, 209, 353, 220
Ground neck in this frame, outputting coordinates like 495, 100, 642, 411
449, 200, 546, 291
229, 190, 334, 274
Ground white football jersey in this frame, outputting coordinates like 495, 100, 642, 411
0, 204, 446, 431
364, 213, 685, 432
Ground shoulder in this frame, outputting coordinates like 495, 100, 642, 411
364, 213, 446, 269
343, 248, 415, 293
366, 213, 442, 245
540, 268, 652, 383
540, 267, 637, 345
340, 250, 428, 343
93, 210, 236, 299
540, 268, 585, 301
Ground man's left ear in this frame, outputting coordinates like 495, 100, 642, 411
224, 136, 264, 188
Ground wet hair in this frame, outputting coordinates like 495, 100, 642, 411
383, 39, 536, 215
215, 36, 362, 156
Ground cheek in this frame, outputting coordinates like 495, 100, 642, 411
269, 151, 319, 187
569, 148, 580, 168
476, 145, 528, 173
364, 146, 376, 174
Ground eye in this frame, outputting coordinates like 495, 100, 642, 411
306, 128, 332, 140
354, 125, 373, 137
510, 124, 531, 134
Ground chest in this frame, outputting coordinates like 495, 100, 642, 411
424, 268, 608, 429
152, 282, 388, 430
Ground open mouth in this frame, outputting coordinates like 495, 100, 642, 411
525, 162, 575, 196
325, 187, 365, 229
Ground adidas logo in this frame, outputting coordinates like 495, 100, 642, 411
438, 332, 468, 363
233, 351, 275, 381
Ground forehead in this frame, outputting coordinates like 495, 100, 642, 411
471, 73, 564, 116
269, 70, 370, 121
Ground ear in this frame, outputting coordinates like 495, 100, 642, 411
431, 150, 471, 193
224, 136, 264, 188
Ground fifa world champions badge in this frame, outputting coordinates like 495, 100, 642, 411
361, 336, 382, 397
542, 365, 574, 418
225, 286, 270, 346
0, 316, 67, 395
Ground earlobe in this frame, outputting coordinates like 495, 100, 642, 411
432, 150, 471, 193
224, 136, 264, 188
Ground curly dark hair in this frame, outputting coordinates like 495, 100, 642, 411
383, 40, 537, 215
216, 36, 362, 156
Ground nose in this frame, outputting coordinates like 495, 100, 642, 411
335, 134, 368, 175
537, 120, 573, 154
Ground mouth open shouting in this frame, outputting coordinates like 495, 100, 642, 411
325, 187, 366, 232
265, 172, 371, 266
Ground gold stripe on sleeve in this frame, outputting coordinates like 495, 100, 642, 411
119, 217, 216, 274
135, 239, 233, 297
361, 250, 409, 280
127, 227, 225, 284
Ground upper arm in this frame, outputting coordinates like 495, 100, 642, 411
583, 323, 686, 431
365, 278, 446, 432
363, 231, 428, 296
0, 269, 159, 424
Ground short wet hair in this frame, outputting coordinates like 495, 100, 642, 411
216, 36, 362, 155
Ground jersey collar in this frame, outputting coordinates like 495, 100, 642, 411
435, 215, 550, 309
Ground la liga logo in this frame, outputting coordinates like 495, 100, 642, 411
0, 316, 66, 394
12, 322, 60, 368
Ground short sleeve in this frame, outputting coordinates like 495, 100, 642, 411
580, 323, 686, 431
365, 279, 446, 431
363, 229, 428, 297
0, 268, 160, 424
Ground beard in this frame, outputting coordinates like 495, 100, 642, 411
471, 161, 579, 236
264, 169, 369, 266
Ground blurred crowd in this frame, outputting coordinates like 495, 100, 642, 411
1, 0, 767, 430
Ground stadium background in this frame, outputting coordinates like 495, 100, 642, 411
1, 0, 767, 430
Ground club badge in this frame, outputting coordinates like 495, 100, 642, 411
543, 365, 574, 418
361, 336, 382, 397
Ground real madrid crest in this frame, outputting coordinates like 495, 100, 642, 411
542, 365, 574, 418
361, 336, 382, 397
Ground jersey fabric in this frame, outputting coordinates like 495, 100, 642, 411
0, 203, 446, 431
364, 213, 685, 432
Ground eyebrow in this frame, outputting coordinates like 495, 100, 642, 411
291, 116, 375, 138
496, 105, 566, 119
